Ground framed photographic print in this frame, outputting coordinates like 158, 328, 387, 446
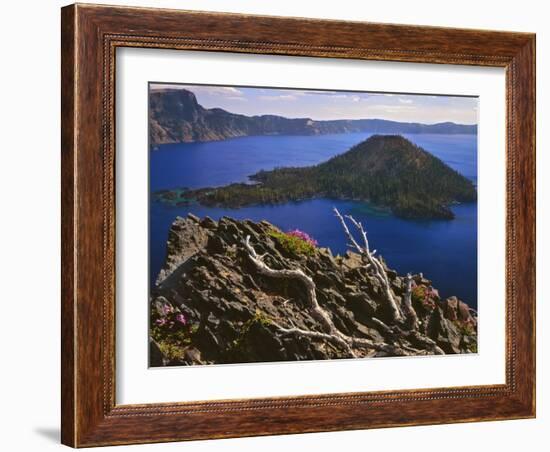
61, 3, 536, 447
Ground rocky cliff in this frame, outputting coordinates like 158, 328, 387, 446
149, 88, 477, 147
149, 214, 477, 366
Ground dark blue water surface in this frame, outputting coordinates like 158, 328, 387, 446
150, 133, 478, 307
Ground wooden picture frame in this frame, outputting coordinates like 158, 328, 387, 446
61, 3, 536, 447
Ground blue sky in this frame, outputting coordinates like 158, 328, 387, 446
150, 83, 478, 125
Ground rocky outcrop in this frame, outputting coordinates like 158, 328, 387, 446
149, 214, 477, 366
149, 88, 477, 147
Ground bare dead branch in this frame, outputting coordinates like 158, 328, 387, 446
402, 273, 419, 330
333, 208, 403, 323
333, 208, 363, 254
345, 214, 370, 252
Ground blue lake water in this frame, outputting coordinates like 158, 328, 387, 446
150, 133, 478, 307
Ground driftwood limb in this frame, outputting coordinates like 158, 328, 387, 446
333, 208, 403, 323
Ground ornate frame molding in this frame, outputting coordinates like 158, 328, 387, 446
62, 4, 535, 447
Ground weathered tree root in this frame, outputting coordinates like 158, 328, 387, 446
244, 235, 420, 358
244, 235, 355, 356
334, 208, 403, 323
270, 322, 354, 356
402, 273, 419, 330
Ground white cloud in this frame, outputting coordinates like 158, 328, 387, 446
149, 83, 245, 98
398, 98, 414, 104
258, 94, 298, 101
190, 86, 244, 97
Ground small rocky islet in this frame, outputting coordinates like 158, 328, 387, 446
149, 213, 477, 367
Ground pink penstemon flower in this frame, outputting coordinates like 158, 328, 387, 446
287, 229, 318, 247
161, 304, 174, 315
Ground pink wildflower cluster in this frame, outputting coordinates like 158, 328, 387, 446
153, 302, 187, 329
287, 229, 318, 247
411, 283, 438, 311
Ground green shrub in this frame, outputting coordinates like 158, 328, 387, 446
453, 319, 476, 336
228, 310, 272, 356
269, 229, 317, 256
412, 284, 436, 311
157, 342, 186, 361
150, 301, 198, 362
